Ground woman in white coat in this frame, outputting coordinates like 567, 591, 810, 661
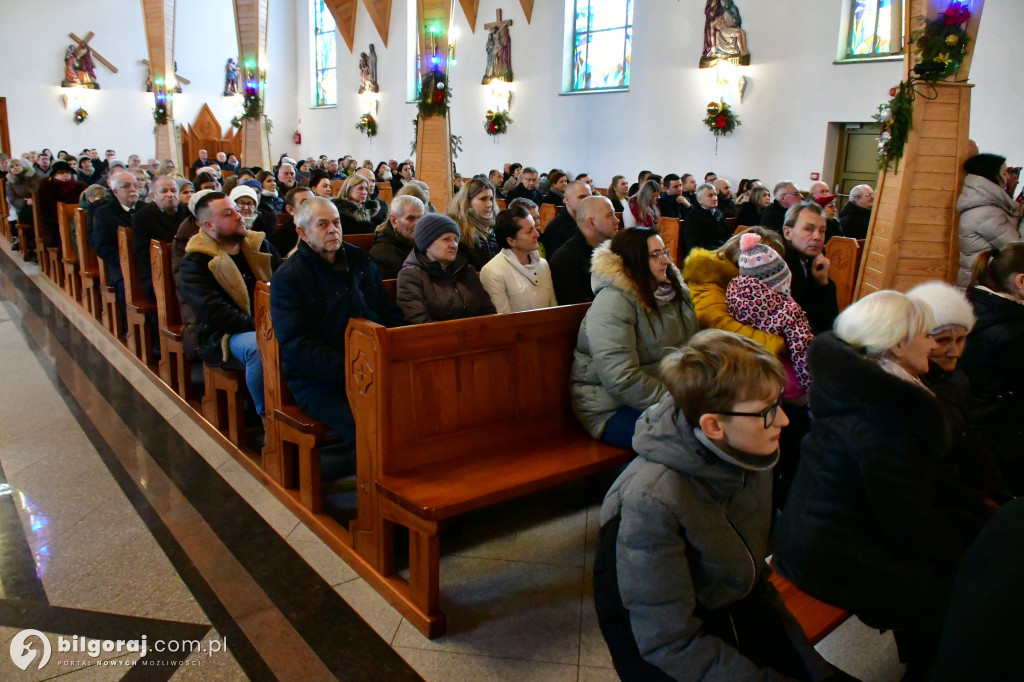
480, 204, 558, 313
956, 153, 1024, 287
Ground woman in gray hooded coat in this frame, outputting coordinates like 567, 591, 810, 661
956, 152, 1024, 287
570, 227, 698, 448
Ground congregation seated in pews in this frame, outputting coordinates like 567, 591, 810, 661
10, 142, 1024, 677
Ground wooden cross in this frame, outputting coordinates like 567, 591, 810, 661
484, 9, 513, 32
141, 59, 191, 85
68, 32, 118, 73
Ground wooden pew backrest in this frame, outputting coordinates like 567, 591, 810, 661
825, 236, 862, 311
343, 233, 374, 252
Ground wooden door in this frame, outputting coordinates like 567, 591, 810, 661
0, 98, 10, 157
833, 123, 881, 199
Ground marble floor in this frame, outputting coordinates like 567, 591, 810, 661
0, 241, 905, 681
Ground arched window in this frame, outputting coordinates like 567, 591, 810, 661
312, 0, 337, 107
842, 0, 904, 60
567, 0, 634, 93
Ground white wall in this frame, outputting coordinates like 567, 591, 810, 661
0, 0, 295, 164
2, 1, 1018, 185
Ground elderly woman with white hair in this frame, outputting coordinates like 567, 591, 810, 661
772, 290, 973, 680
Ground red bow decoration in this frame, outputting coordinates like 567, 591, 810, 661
715, 114, 728, 129
943, 3, 970, 26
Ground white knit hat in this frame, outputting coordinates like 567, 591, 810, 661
229, 185, 258, 205
188, 188, 215, 217
907, 280, 976, 331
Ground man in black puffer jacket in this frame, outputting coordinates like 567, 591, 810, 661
369, 195, 422, 280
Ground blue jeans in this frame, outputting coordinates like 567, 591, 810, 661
228, 332, 264, 417
600, 406, 642, 450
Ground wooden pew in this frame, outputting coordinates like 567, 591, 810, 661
117, 226, 157, 367
73, 208, 104, 323
30, 193, 51, 279
594, 187, 607, 197
656, 217, 681, 267
15, 222, 34, 260
824, 236, 863, 312
342, 233, 373, 251
203, 365, 246, 447
537, 203, 557, 232
57, 203, 82, 303
150, 240, 194, 402
768, 568, 850, 645
376, 182, 393, 205
735, 223, 753, 235
496, 199, 507, 211
254, 282, 342, 508
330, 179, 344, 197
96, 243, 126, 342
0, 186, 10, 243
345, 304, 633, 637
726, 217, 738, 234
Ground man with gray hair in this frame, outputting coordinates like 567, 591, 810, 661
838, 184, 875, 240
276, 162, 298, 193
271, 197, 405, 474
760, 180, 803, 233
683, 183, 730, 258
506, 166, 542, 204
370, 194, 424, 279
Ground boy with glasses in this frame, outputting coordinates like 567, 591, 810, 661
593, 330, 845, 681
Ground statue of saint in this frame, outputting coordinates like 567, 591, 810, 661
62, 44, 80, 86
359, 46, 379, 93
224, 58, 239, 95
700, 0, 750, 68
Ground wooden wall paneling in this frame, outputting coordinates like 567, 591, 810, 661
361, 0, 393, 46
325, 0, 359, 52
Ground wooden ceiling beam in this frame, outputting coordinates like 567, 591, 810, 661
457, 0, 479, 33
519, 0, 533, 24
325, 0, 358, 53
360, 0, 393, 47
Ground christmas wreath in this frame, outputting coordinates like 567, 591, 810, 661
911, 1, 971, 82
704, 101, 740, 137
74, 107, 88, 124
484, 110, 512, 136
873, 82, 915, 171
417, 68, 450, 118
356, 113, 378, 138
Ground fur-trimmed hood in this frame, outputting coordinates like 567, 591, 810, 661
590, 241, 686, 311
681, 247, 737, 289
184, 229, 272, 313
808, 332, 951, 455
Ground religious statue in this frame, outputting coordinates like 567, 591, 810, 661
482, 11, 513, 84
224, 58, 239, 95
700, 0, 750, 68
359, 44, 379, 93
62, 43, 99, 88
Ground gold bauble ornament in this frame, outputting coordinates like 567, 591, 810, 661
946, 34, 959, 46
485, 110, 495, 121
706, 101, 722, 116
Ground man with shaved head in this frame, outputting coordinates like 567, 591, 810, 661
540, 180, 591, 257
549, 195, 620, 304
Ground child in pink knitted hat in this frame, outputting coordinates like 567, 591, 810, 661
726, 232, 814, 401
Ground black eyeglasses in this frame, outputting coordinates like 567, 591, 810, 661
716, 397, 784, 428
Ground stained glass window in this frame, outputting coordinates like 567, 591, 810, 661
571, 0, 633, 92
313, 0, 337, 107
846, 0, 902, 58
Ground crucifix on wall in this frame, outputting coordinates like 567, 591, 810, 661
62, 32, 118, 89
482, 9, 513, 84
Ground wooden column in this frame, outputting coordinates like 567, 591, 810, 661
415, 0, 453, 213
234, 0, 271, 169
141, 0, 181, 165
855, 0, 985, 296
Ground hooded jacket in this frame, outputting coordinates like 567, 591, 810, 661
368, 223, 413, 280
772, 332, 965, 632
570, 242, 698, 438
681, 248, 786, 358
178, 229, 278, 365
5, 164, 40, 222
593, 394, 831, 681
955, 174, 1024, 287
396, 248, 496, 324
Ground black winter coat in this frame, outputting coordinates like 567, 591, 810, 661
682, 204, 729, 258
178, 230, 280, 365
89, 199, 135, 286
396, 249, 496, 324
784, 246, 839, 334
961, 286, 1024, 494
270, 240, 404, 406
368, 224, 413, 280
838, 201, 872, 240
773, 333, 965, 633
549, 232, 595, 305
538, 207, 576, 258
759, 200, 786, 233
132, 202, 191, 299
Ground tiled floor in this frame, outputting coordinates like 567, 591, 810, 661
0, 242, 906, 681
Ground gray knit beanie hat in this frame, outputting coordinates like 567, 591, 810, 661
414, 213, 460, 252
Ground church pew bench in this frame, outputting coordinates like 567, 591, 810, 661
376, 182, 393, 205
537, 203, 558, 232
342, 233, 373, 252
345, 304, 633, 638
57, 203, 82, 304
96, 246, 126, 342
202, 365, 247, 447
726, 217, 739, 233
254, 282, 342, 509
117, 227, 157, 368
15, 223, 34, 261
73, 208, 104, 323
824, 236, 862, 312
496, 199, 507, 211
0, 188, 11, 243
150, 240, 194, 402
330, 179, 345, 197
768, 567, 851, 645
656, 217, 681, 267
